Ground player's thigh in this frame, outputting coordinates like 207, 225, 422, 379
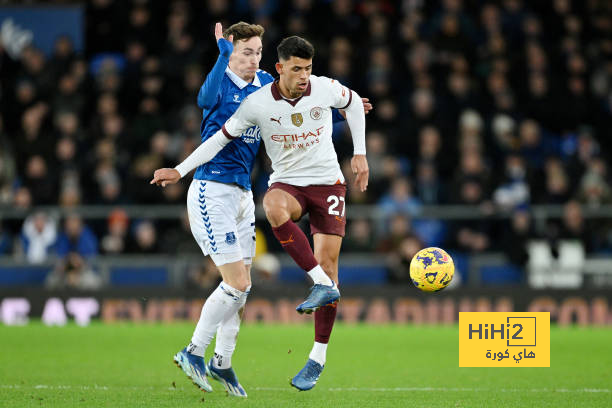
186, 180, 243, 260
237, 190, 256, 269
263, 183, 304, 222
313, 233, 342, 282
308, 184, 347, 238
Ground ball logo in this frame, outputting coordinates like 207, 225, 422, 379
310, 107, 323, 120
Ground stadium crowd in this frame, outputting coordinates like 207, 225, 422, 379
1, 0, 611, 283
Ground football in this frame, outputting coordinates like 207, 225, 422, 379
410, 247, 455, 292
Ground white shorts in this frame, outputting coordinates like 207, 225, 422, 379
187, 179, 256, 266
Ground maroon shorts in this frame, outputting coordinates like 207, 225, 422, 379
268, 182, 347, 237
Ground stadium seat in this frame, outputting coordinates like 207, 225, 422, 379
553, 240, 584, 289
527, 240, 585, 289
527, 240, 554, 288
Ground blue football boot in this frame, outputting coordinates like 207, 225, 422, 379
173, 347, 213, 392
206, 357, 247, 397
291, 359, 324, 391
296, 282, 340, 314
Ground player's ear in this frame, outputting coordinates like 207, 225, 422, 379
275, 62, 282, 75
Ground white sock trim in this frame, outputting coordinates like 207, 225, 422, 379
187, 342, 205, 357
309, 341, 328, 366
307, 265, 333, 286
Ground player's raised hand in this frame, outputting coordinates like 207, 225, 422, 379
351, 155, 369, 192
215, 22, 233, 57
150, 168, 181, 187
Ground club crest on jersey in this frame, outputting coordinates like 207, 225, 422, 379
310, 107, 323, 120
233, 94, 240, 102
291, 113, 304, 127
225, 232, 237, 245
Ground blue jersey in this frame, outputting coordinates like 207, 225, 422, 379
194, 55, 274, 190
193, 55, 347, 190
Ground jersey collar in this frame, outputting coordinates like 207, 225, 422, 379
225, 68, 262, 89
271, 79, 311, 106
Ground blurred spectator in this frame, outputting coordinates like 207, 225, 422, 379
20, 211, 57, 264
500, 208, 534, 268
450, 179, 492, 253
0, 221, 12, 255
518, 119, 550, 170
576, 167, 612, 208
56, 214, 99, 258
534, 157, 572, 204
491, 114, 516, 154
127, 220, 159, 254
13, 187, 32, 210
100, 209, 129, 254
377, 213, 412, 253
415, 160, 443, 204
0, 116, 16, 205
22, 155, 58, 205
158, 211, 201, 254
343, 218, 376, 253
386, 233, 424, 283
46, 252, 102, 290
378, 177, 421, 217
493, 154, 531, 210
551, 200, 593, 253
362, 130, 400, 198
186, 257, 220, 289
251, 253, 281, 286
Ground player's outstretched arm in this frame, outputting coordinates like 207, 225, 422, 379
343, 90, 369, 192
150, 129, 232, 187
197, 22, 234, 109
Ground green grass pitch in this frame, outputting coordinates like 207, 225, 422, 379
1, 323, 610, 407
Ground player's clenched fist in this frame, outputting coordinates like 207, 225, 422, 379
150, 168, 181, 187
351, 155, 369, 192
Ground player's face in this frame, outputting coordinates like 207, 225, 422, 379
276, 57, 313, 98
229, 36, 263, 82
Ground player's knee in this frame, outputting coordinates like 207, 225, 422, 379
227, 277, 250, 292
236, 280, 250, 292
263, 195, 289, 226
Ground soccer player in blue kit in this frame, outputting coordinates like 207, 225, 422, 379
154, 23, 371, 397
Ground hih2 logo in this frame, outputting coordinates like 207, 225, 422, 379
233, 94, 240, 102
